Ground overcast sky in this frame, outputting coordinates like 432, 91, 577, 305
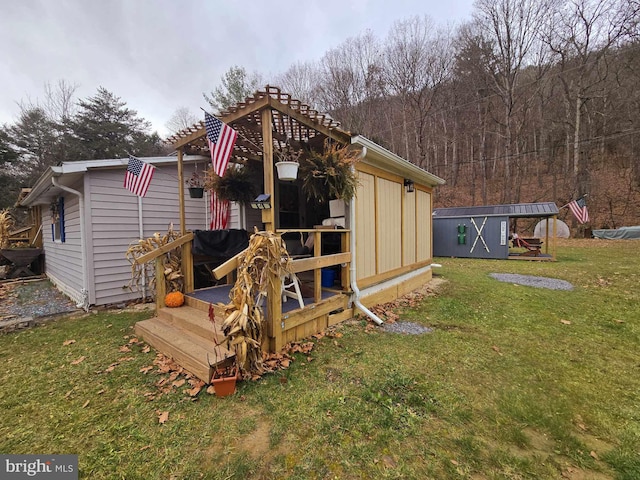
0, 0, 474, 137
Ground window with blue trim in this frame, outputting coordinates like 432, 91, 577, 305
50, 196, 66, 243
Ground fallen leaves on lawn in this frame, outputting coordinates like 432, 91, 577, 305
63, 339, 76, 346
561, 319, 572, 325
367, 281, 440, 324
492, 345, 503, 356
157, 411, 169, 424
70, 356, 86, 365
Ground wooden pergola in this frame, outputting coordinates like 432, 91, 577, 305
136, 86, 357, 353
169, 85, 351, 236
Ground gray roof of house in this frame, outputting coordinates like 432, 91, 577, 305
433, 202, 559, 219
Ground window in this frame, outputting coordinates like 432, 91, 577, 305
50, 196, 65, 243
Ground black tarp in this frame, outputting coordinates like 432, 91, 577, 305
192, 229, 249, 258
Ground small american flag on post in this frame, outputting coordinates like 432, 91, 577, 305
204, 112, 237, 176
124, 155, 155, 197
568, 196, 589, 224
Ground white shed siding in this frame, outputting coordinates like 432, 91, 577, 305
87, 165, 208, 306
43, 185, 85, 305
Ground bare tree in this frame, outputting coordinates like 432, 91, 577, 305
315, 30, 385, 135
473, 0, 551, 203
42, 80, 78, 122
382, 16, 454, 167
165, 107, 199, 135
273, 61, 322, 108
545, 0, 630, 200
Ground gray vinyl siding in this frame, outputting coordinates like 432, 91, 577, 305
42, 184, 84, 305
86, 165, 208, 306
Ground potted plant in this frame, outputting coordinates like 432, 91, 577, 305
186, 170, 204, 198
299, 140, 360, 204
205, 163, 257, 204
275, 143, 303, 181
208, 304, 239, 397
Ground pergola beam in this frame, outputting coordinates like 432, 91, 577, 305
267, 97, 350, 145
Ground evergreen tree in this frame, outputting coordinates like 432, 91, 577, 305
65, 87, 162, 159
203, 66, 262, 112
0, 127, 20, 209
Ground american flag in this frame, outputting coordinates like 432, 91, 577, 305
205, 112, 237, 176
124, 156, 155, 197
205, 112, 237, 229
568, 196, 589, 224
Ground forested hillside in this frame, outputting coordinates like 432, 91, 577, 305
273, 0, 640, 232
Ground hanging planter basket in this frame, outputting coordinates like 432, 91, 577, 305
275, 161, 299, 181
188, 187, 204, 198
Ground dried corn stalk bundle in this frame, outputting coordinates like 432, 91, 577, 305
125, 223, 183, 295
219, 229, 293, 376
0, 209, 15, 249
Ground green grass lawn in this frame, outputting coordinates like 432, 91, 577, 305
1, 239, 638, 479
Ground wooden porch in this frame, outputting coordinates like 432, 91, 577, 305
134, 227, 354, 383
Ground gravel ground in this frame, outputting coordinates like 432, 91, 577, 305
0, 279, 79, 332
382, 321, 434, 335
489, 273, 574, 290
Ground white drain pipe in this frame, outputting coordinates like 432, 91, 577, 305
348, 147, 383, 325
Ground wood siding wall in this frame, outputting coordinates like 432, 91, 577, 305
355, 171, 376, 279
416, 189, 432, 261
42, 185, 84, 305
376, 177, 403, 272
355, 163, 433, 287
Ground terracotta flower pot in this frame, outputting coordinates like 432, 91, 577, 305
211, 367, 238, 397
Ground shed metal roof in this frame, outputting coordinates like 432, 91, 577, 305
433, 202, 559, 219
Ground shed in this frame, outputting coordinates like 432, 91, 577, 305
433, 202, 559, 260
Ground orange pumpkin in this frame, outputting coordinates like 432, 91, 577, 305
164, 291, 184, 308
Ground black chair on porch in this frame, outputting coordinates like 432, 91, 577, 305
192, 229, 250, 289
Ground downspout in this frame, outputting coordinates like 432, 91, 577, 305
51, 176, 89, 311
138, 196, 147, 299
348, 147, 384, 325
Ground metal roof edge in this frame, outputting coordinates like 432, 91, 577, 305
20, 155, 209, 206
350, 135, 446, 187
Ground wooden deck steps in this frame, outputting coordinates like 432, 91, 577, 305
135, 304, 234, 384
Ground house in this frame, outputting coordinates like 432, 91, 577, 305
18, 155, 248, 308
133, 86, 446, 382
